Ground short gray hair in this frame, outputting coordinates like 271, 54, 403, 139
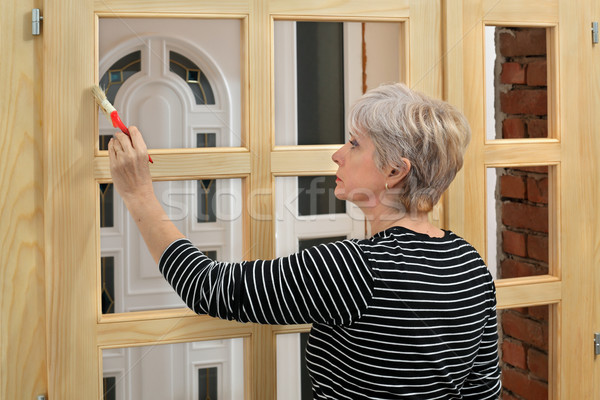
348, 83, 471, 213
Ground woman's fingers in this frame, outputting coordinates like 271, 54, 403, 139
108, 133, 153, 202
108, 135, 124, 156
128, 126, 149, 153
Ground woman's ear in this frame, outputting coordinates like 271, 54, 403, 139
386, 158, 411, 189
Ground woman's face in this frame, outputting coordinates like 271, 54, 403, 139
331, 131, 388, 208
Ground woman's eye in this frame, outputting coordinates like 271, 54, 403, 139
349, 139, 359, 147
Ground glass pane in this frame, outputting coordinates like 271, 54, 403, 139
100, 183, 114, 228
485, 26, 549, 140
102, 338, 244, 400
99, 178, 243, 314
169, 51, 216, 105
98, 18, 242, 148
275, 174, 363, 400
103, 376, 117, 400
276, 332, 313, 400
297, 176, 345, 216
198, 367, 218, 400
275, 176, 365, 257
486, 166, 551, 279
499, 305, 550, 399
296, 22, 345, 145
196, 133, 218, 223
99, 51, 142, 104
101, 256, 115, 314
274, 21, 405, 146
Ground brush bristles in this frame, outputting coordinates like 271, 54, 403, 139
91, 85, 116, 119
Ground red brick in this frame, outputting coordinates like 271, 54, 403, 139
500, 175, 526, 199
501, 393, 519, 400
527, 177, 549, 203
502, 230, 527, 257
512, 307, 528, 314
500, 259, 542, 279
527, 235, 549, 263
528, 305, 549, 321
500, 89, 547, 115
499, 28, 547, 57
502, 368, 548, 400
527, 348, 549, 380
527, 60, 548, 86
502, 339, 527, 369
501, 62, 526, 84
502, 202, 549, 233
514, 165, 549, 174
527, 119, 548, 138
502, 311, 548, 349
502, 118, 526, 139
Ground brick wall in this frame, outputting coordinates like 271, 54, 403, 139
495, 27, 549, 400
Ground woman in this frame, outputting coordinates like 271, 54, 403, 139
109, 83, 501, 399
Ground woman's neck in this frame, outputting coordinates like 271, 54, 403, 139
368, 208, 444, 238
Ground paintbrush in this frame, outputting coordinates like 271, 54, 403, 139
91, 85, 153, 163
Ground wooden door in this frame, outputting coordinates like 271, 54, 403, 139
444, 0, 600, 398
0, 1, 47, 399
42, 0, 443, 398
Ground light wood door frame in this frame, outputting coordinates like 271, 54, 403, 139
0, 1, 47, 399
41, 0, 600, 399
43, 0, 443, 399
445, 0, 600, 398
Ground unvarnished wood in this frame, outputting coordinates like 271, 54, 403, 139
39, 1, 600, 399
272, 324, 313, 334
443, 0, 467, 237
456, 0, 599, 398
271, 147, 338, 176
94, 151, 252, 182
249, 1, 276, 399
0, 1, 48, 399
495, 276, 561, 309
94, 0, 250, 14
482, 0, 558, 23
270, 141, 563, 175
593, 3, 600, 397
558, 0, 599, 398
268, 0, 409, 17
97, 315, 254, 347
461, 0, 487, 256
483, 141, 561, 165
44, 0, 99, 398
409, 0, 443, 97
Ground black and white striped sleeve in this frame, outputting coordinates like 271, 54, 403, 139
158, 238, 374, 325
461, 284, 502, 399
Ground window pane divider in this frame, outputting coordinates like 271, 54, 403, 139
484, 140, 561, 166
495, 274, 561, 309
271, 147, 339, 175
97, 312, 253, 348
94, 151, 251, 182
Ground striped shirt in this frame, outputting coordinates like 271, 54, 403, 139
159, 226, 501, 399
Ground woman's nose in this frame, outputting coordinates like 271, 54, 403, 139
332, 143, 346, 165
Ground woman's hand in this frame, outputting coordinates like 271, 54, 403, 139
108, 126, 154, 203
108, 126, 185, 263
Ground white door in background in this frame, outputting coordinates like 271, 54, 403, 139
98, 18, 244, 400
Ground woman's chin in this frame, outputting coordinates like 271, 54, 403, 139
333, 188, 346, 201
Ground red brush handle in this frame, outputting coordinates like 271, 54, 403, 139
111, 111, 153, 163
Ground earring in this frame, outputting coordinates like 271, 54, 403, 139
385, 182, 389, 191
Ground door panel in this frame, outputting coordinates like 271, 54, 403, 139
0, 1, 47, 399
43, 0, 599, 399
445, 0, 599, 398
